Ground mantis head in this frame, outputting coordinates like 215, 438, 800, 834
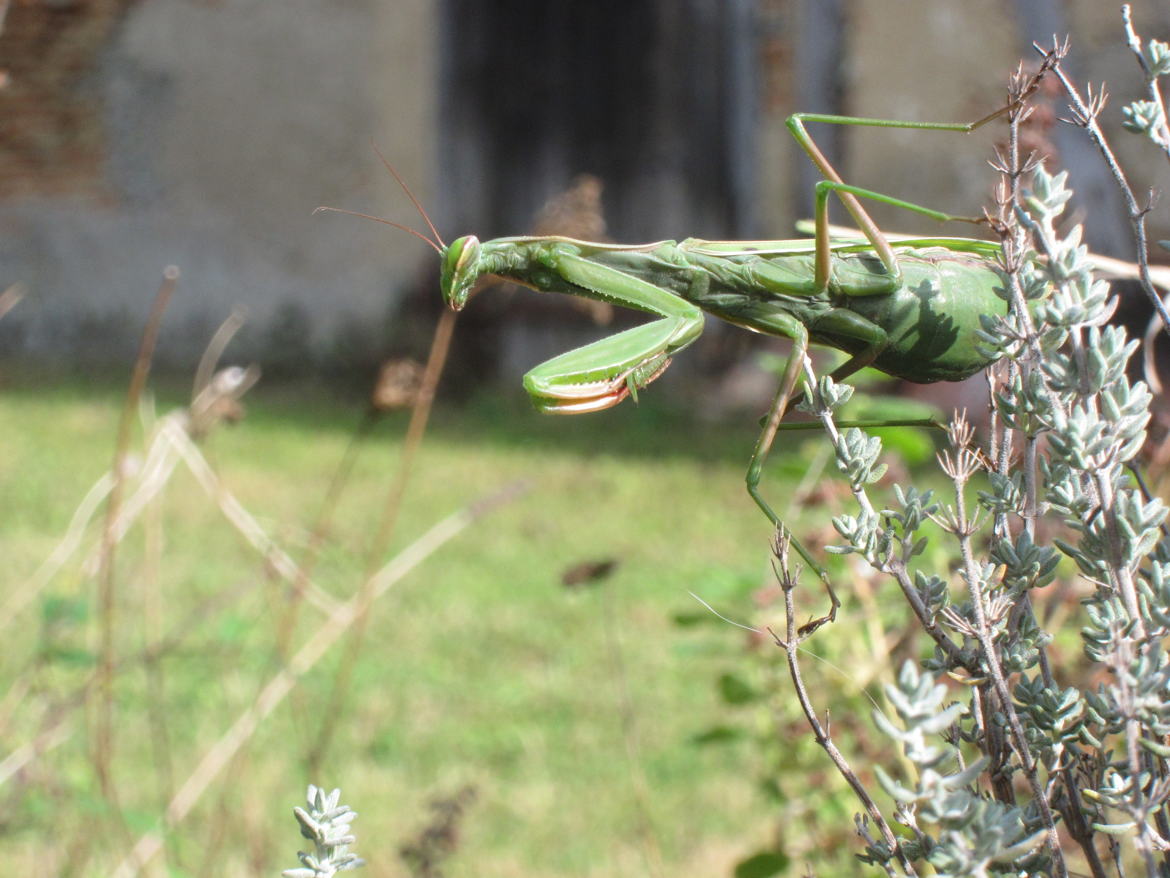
440, 235, 483, 310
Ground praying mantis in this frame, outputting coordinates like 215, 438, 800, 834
433, 107, 1023, 602
322, 81, 1056, 621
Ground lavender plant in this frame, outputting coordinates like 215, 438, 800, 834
281, 785, 365, 877
773, 39, 1170, 876
1121, 8, 1170, 162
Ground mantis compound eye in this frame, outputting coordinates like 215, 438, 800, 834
440, 235, 482, 310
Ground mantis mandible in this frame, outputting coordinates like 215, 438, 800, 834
323, 84, 1051, 627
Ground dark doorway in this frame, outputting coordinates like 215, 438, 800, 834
437, 0, 760, 243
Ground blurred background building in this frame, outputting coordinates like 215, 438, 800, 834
0, 0, 1166, 390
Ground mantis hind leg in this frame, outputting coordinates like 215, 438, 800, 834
810, 180, 985, 291
788, 104, 1027, 288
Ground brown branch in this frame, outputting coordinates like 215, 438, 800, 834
768, 536, 916, 877
1040, 44, 1170, 344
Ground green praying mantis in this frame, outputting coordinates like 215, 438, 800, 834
322, 85, 1059, 625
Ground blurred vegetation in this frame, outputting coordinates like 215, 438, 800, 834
0, 377, 936, 876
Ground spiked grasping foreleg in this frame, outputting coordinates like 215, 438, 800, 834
520, 249, 705, 413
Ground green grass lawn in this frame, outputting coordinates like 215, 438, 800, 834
0, 377, 910, 876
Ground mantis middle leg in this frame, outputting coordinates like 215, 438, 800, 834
743, 303, 935, 631
740, 309, 847, 629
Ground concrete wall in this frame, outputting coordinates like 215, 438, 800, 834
760, 0, 1170, 253
0, 0, 437, 369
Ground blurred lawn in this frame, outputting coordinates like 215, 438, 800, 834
0, 377, 913, 876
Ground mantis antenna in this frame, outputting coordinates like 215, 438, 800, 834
314, 144, 446, 254
371, 145, 446, 249
312, 206, 443, 255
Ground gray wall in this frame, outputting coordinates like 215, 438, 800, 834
1, 0, 437, 369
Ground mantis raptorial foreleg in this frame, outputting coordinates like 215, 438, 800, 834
521, 247, 705, 413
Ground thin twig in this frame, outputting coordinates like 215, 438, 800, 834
1123, 5, 1170, 163
768, 536, 915, 877
142, 458, 175, 821
0, 282, 24, 321
2, 471, 116, 629
1040, 44, 1170, 344
990, 63, 1074, 873
191, 308, 247, 408
0, 720, 72, 786
0, 576, 273, 788
6, 368, 334, 635
164, 419, 341, 614
273, 408, 380, 661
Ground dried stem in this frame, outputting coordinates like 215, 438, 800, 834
93, 266, 177, 815
768, 537, 915, 877
1040, 44, 1170, 343
272, 410, 379, 662
0, 282, 24, 321
306, 307, 457, 773
110, 481, 525, 878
